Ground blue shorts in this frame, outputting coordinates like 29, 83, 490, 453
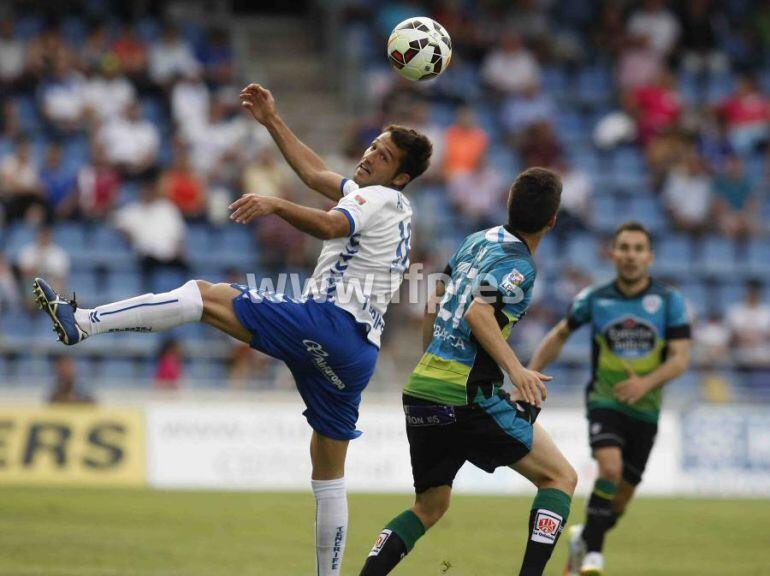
230, 285, 379, 440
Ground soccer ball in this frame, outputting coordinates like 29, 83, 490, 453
387, 17, 452, 81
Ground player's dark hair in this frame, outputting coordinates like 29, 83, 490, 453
613, 221, 653, 248
507, 167, 562, 233
384, 124, 432, 185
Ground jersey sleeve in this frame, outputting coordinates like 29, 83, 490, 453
666, 289, 691, 340
332, 186, 389, 236
339, 177, 359, 197
475, 257, 536, 322
566, 286, 593, 331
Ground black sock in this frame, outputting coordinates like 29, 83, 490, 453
519, 488, 572, 576
581, 479, 618, 553
360, 510, 425, 576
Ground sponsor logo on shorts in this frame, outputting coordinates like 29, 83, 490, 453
531, 510, 563, 544
302, 340, 346, 390
368, 529, 392, 557
354, 194, 367, 205
332, 525, 345, 569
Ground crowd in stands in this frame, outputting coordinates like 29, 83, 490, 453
0, 0, 768, 397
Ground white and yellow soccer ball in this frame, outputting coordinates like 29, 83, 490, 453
387, 17, 452, 81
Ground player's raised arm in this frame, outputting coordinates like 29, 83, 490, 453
464, 297, 551, 406
229, 194, 350, 240
240, 83, 345, 201
528, 319, 572, 372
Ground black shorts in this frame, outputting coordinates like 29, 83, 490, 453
588, 408, 658, 486
404, 393, 539, 494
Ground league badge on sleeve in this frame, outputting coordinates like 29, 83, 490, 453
500, 269, 526, 295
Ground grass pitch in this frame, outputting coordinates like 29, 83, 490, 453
1, 487, 768, 576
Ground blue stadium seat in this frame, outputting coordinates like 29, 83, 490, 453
612, 147, 646, 178
16, 356, 49, 379
186, 224, 212, 253
747, 240, 770, 277
576, 66, 612, 106
654, 235, 693, 275
186, 358, 229, 383
716, 283, 747, 311
105, 271, 143, 301
564, 233, 600, 272
150, 268, 188, 293
53, 223, 86, 251
541, 66, 567, 94
591, 195, 617, 234
699, 236, 738, 276
562, 325, 592, 360
706, 72, 734, 104
69, 270, 100, 304
1, 309, 41, 339
4, 223, 37, 256
626, 197, 665, 233
100, 359, 139, 384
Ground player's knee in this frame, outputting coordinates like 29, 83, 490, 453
598, 460, 623, 484
561, 462, 578, 495
412, 495, 450, 529
195, 279, 213, 298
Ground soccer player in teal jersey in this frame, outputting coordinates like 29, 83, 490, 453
529, 221, 691, 576
359, 168, 577, 576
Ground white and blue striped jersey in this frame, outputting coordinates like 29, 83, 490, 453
303, 178, 412, 347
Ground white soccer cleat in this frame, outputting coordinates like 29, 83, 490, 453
580, 551, 604, 576
563, 524, 586, 576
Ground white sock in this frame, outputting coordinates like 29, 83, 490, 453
74, 280, 204, 336
312, 477, 348, 576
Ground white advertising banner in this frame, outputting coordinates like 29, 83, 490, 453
147, 399, 692, 495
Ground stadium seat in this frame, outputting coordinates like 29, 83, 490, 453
747, 240, 770, 277
591, 195, 618, 234
69, 270, 100, 304
185, 358, 229, 384
53, 223, 87, 251
186, 224, 212, 254
541, 66, 567, 94
100, 358, 139, 385
699, 236, 739, 277
654, 235, 693, 276
626, 197, 665, 233
565, 233, 600, 271
3, 223, 37, 256
104, 271, 143, 301
716, 283, 747, 312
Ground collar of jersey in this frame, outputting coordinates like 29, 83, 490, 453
485, 226, 522, 245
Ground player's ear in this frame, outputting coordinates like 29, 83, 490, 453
392, 172, 411, 189
547, 213, 557, 230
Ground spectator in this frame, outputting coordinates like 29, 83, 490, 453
697, 111, 735, 174
501, 82, 555, 139
713, 155, 760, 240
694, 311, 731, 366
626, 0, 681, 58
726, 280, 770, 368
678, 0, 728, 75
97, 101, 160, 180
662, 153, 713, 235
242, 147, 292, 199
627, 70, 683, 147
199, 28, 233, 87
111, 24, 149, 91
37, 58, 86, 134
26, 21, 73, 80
48, 356, 94, 404
159, 144, 206, 220
0, 135, 44, 224
554, 159, 593, 233
0, 19, 26, 96
442, 105, 488, 179
0, 98, 20, 140
75, 142, 120, 221
18, 226, 70, 295
154, 338, 183, 390
717, 75, 769, 154
171, 70, 210, 139
518, 121, 562, 168
148, 24, 200, 89
113, 182, 188, 289
591, 2, 626, 60
39, 142, 76, 218
0, 254, 20, 313
187, 100, 247, 178
616, 34, 664, 93
82, 56, 137, 122
481, 33, 540, 96
446, 154, 504, 230
79, 21, 111, 72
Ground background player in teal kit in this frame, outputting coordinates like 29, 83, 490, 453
359, 168, 577, 576
529, 221, 692, 576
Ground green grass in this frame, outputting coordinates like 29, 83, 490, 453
1, 487, 769, 575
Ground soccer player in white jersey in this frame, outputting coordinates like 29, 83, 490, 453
33, 83, 432, 576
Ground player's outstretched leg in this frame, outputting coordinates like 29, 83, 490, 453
358, 486, 448, 576
511, 423, 578, 576
34, 276, 252, 344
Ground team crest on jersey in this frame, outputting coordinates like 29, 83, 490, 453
603, 315, 657, 357
531, 510, 563, 544
642, 294, 662, 314
500, 269, 525, 294
354, 194, 367, 205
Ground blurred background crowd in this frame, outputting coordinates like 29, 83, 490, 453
0, 0, 768, 403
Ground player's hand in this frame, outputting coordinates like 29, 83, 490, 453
229, 194, 277, 224
508, 366, 551, 407
613, 362, 650, 405
240, 83, 277, 124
